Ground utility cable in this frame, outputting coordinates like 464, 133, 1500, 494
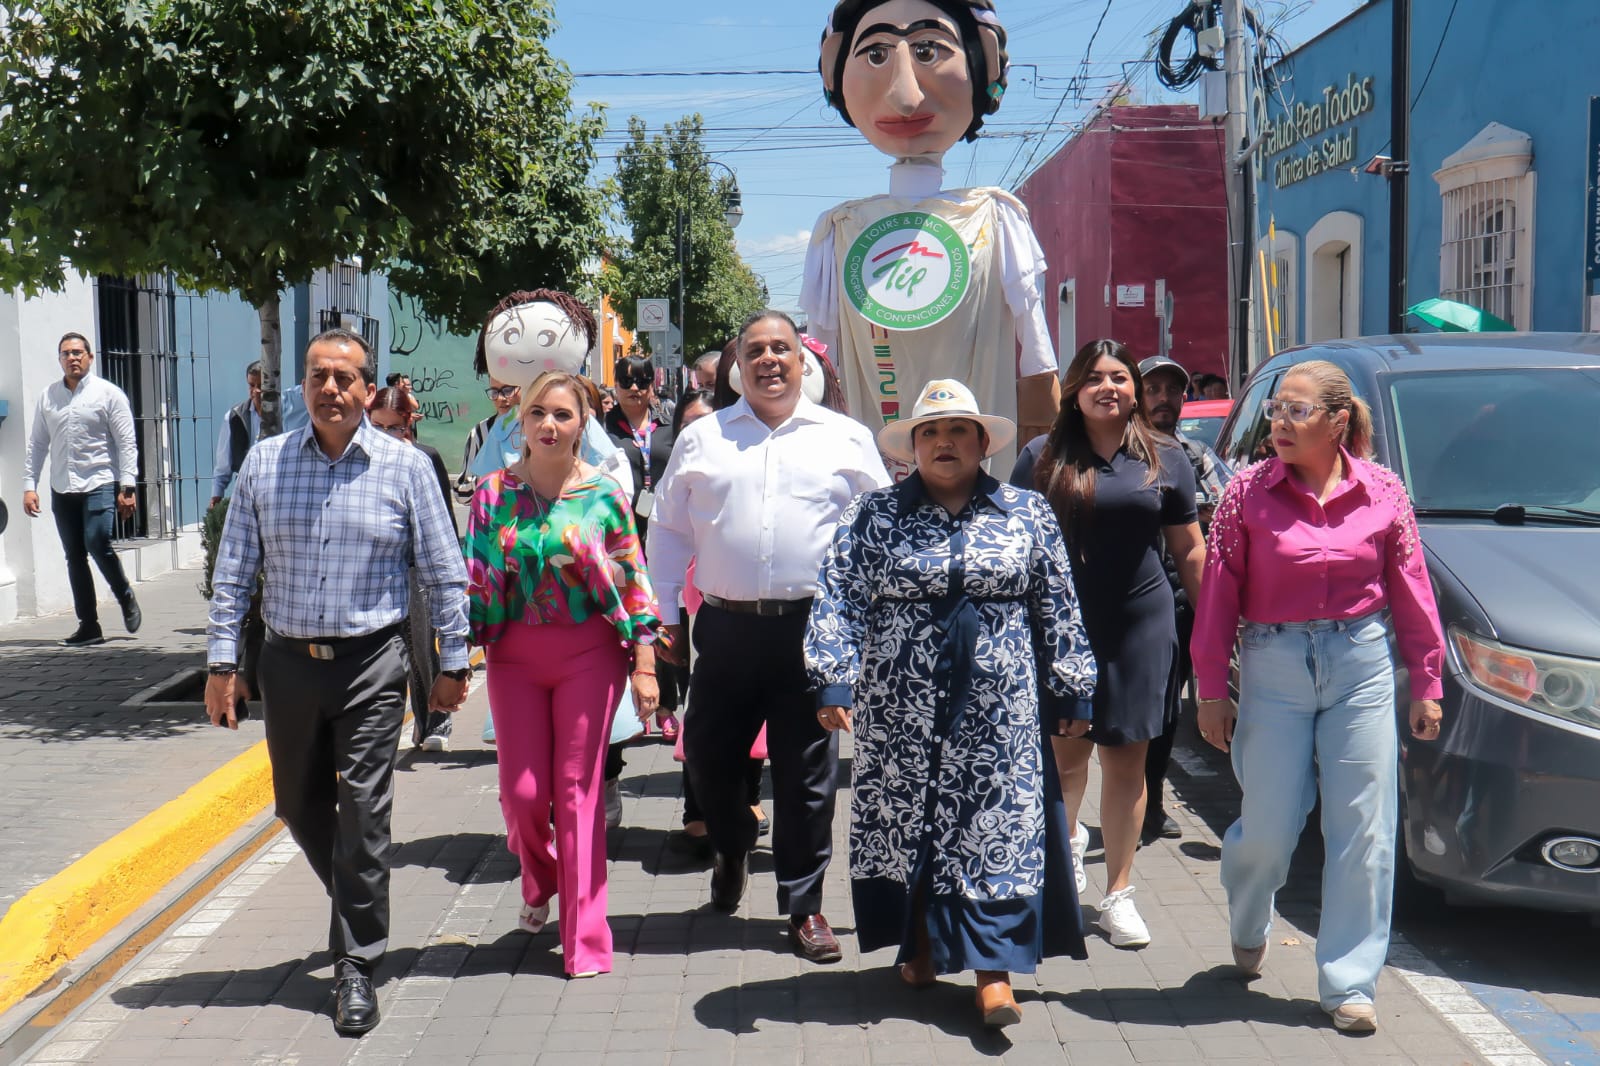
1156, 1, 1222, 90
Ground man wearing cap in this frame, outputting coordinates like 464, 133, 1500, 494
648, 309, 890, 963
1137, 354, 1230, 843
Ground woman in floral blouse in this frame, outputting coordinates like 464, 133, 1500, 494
805, 380, 1097, 1028
464, 371, 659, 979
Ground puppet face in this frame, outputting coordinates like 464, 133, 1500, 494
840, 0, 973, 160
481, 301, 590, 387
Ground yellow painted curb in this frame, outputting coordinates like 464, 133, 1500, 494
0, 740, 274, 1014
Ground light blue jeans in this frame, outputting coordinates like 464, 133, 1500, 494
1222, 611, 1397, 1010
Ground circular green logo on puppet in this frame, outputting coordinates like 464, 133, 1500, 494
844, 211, 971, 331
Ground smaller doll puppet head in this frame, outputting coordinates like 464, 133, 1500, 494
474, 289, 598, 387
819, 0, 1009, 161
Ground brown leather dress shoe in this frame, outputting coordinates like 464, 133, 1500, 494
899, 955, 936, 988
788, 914, 843, 963
976, 973, 1021, 1027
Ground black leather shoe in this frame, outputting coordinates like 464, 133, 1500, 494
789, 914, 843, 964
710, 852, 747, 912
333, 973, 379, 1035
1140, 812, 1181, 846
60, 624, 105, 648
120, 594, 142, 634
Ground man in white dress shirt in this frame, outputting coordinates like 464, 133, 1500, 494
649, 310, 890, 963
22, 332, 142, 647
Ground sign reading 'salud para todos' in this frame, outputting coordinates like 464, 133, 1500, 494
1586, 96, 1600, 282
1256, 73, 1378, 190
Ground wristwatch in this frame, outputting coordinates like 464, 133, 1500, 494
208, 662, 237, 676
441, 668, 471, 682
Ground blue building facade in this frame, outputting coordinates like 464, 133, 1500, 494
1253, 0, 1600, 351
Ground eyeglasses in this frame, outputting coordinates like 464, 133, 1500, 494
485, 385, 518, 400
1262, 399, 1328, 423
619, 374, 653, 389
373, 422, 410, 436
59, 349, 89, 358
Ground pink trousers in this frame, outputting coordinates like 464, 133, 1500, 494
486, 614, 625, 976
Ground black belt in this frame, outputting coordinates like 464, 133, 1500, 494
700, 593, 813, 617
265, 621, 405, 661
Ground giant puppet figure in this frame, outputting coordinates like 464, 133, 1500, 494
801, 0, 1058, 474
469, 288, 632, 496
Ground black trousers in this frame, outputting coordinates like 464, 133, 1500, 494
1145, 597, 1196, 820
259, 627, 408, 971
683, 604, 838, 917
682, 759, 764, 825
51, 486, 132, 626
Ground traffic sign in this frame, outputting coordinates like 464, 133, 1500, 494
638, 299, 670, 331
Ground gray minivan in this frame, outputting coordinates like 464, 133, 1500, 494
1213, 333, 1600, 913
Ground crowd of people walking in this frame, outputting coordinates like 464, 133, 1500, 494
181, 302, 1445, 1039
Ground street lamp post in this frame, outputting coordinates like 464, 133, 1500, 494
674, 156, 743, 389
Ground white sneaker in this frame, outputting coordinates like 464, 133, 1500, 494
604, 780, 623, 830
420, 731, 449, 753
1070, 822, 1089, 897
518, 902, 549, 934
1096, 886, 1151, 948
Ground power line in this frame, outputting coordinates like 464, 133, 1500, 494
575, 68, 814, 78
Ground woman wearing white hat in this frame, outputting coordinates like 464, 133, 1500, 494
805, 379, 1097, 1027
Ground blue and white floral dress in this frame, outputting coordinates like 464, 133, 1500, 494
805, 472, 1097, 973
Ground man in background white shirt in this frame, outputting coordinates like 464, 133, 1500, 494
22, 332, 142, 646
649, 310, 890, 964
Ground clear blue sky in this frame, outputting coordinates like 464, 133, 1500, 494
549, 0, 1355, 314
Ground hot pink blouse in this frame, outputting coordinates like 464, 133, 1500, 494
1192, 451, 1445, 702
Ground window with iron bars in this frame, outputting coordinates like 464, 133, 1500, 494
1440, 177, 1531, 328
95, 274, 220, 542
313, 259, 380, 353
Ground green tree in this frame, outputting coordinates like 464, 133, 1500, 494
0, 0, 603, 432
605, 115, 766, 358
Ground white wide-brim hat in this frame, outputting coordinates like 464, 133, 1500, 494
876, 379, 1016, 463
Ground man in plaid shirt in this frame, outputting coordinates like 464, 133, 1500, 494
205, 329, 469, 1036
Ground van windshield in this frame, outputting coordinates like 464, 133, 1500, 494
1388, 368, 1600, 512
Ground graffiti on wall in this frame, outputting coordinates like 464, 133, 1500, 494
388, 293, 492, 466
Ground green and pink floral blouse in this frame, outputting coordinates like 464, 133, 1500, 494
464, 468, 659, 648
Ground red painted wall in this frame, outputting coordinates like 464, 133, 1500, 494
1015, 104, 1229, 381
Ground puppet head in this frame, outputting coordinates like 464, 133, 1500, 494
819, 0, 1008, 160
474, 289, 598, 385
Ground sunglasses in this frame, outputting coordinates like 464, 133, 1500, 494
485, 385, 518, 400
619, 374, 653, 389
1261, 399, 1328, 423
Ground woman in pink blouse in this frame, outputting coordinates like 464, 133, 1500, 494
464, 372, 660, 978
1191, 360, 1445, 1034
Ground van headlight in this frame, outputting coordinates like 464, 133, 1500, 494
1449, 627, 1600, 730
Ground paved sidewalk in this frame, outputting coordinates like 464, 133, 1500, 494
0, 563, 260, 917
21, 687, 1498, 1066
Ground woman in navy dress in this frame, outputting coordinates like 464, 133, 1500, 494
1011, 340, 1205, 952
806, 380, 1096, 1028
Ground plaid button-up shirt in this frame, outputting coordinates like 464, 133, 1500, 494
207, 421, 470, 669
